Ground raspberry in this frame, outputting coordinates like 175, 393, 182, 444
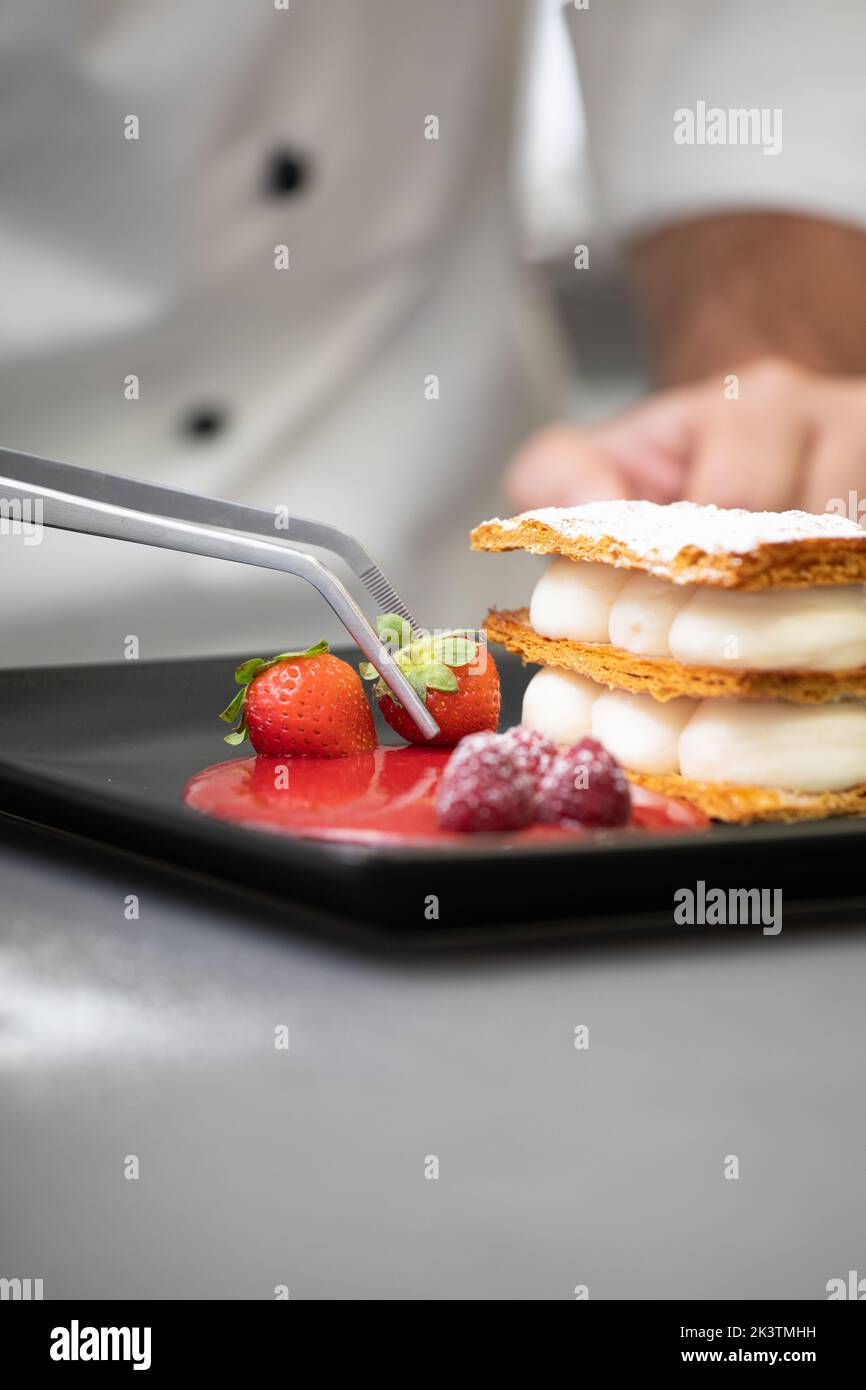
435, 731, 537, 832
537, 736, 631, 828
500, 725, 557, 785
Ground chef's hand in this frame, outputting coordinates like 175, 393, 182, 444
507, 213, 866, 517
506, 358, 866, 516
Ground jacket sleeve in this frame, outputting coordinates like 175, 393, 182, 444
564, 0, 866, 242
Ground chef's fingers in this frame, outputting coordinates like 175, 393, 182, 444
801, 428, 866, 516
683, 399, 811, 510
591, 389, 697, 502
610, 446, 686, 504
505, 425, 629, 509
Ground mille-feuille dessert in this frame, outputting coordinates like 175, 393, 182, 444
471, 500, 866, 823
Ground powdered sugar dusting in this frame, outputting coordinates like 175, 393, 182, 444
490, 500, 864, 564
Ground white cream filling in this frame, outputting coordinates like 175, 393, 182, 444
529, 557, 629, 642
522, 666, 866, 791
608, 572, 691, 657
521, 666, 598, 747
591, 689, 698, 775
668, 586, 866, 671
528, 557, 866, 672
678, 700, 866, 792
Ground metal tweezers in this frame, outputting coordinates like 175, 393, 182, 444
0, 445, 439, 739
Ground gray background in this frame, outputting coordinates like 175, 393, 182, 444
1, 820, 863, 1301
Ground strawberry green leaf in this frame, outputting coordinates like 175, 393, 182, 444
418, 661, 458, 693
408, 669, 429, 701
219, 688, 247, 724
233, 657, 267, 686
376, 613, 412, 652
223, 723, 249, 746
435, 633, 478, 667
363, 626, 483, 708
269, 639, 329, 664
233, 640, 328, 691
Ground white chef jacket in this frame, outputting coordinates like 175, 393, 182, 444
1, 0, 863, 666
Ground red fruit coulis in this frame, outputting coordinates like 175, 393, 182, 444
183, 747, 708, 847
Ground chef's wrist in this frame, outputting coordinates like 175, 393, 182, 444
629, 211, 866, 386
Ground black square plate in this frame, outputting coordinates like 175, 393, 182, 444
1, 650, 864, 930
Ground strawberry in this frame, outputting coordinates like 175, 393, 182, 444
359, 615, 500, 748
219, 640, 377, 757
